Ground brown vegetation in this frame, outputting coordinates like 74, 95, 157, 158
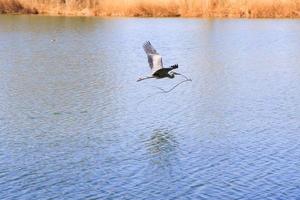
0, 0, 300, 18
0, 0, 38, 14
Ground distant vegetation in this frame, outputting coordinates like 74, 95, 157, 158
1, 0, 300, 18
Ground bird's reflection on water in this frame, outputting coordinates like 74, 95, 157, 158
144, 128, 180, 171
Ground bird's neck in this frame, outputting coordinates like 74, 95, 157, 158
168, 74, 175, 78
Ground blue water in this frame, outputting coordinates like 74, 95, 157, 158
1, 15, 300, 199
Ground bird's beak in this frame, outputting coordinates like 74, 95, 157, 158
173, 72, 192, 81
173, 72, 181, 75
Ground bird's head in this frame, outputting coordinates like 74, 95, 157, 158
168, 71, 181, 78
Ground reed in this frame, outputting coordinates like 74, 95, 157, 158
0, 0, 299, 18
0, 0, 37, 14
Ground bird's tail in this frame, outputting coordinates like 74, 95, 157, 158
170, 64, 178, 69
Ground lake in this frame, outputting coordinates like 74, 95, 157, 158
0, 15, 300, 199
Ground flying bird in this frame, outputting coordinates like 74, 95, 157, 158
137, 41, 181, 82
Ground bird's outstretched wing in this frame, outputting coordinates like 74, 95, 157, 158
143, 41, 163, 74
143, 41, 158, 55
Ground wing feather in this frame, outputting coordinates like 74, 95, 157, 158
143, 41, 163, 74
143, 41, 158, 55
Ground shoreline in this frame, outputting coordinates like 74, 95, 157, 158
1, 13, 300, 19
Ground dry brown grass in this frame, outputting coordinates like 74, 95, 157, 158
0, 0, 38, 14
0, 0, 300, 18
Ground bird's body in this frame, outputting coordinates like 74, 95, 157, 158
137, 41, 180, 82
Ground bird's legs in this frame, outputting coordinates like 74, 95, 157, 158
137, 76, 155, 82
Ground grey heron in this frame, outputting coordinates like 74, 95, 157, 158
137, 41, 181, 82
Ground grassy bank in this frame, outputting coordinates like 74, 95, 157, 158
1, 0, 300, 18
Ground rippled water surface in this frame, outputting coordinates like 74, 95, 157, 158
1, 15, 300, 199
